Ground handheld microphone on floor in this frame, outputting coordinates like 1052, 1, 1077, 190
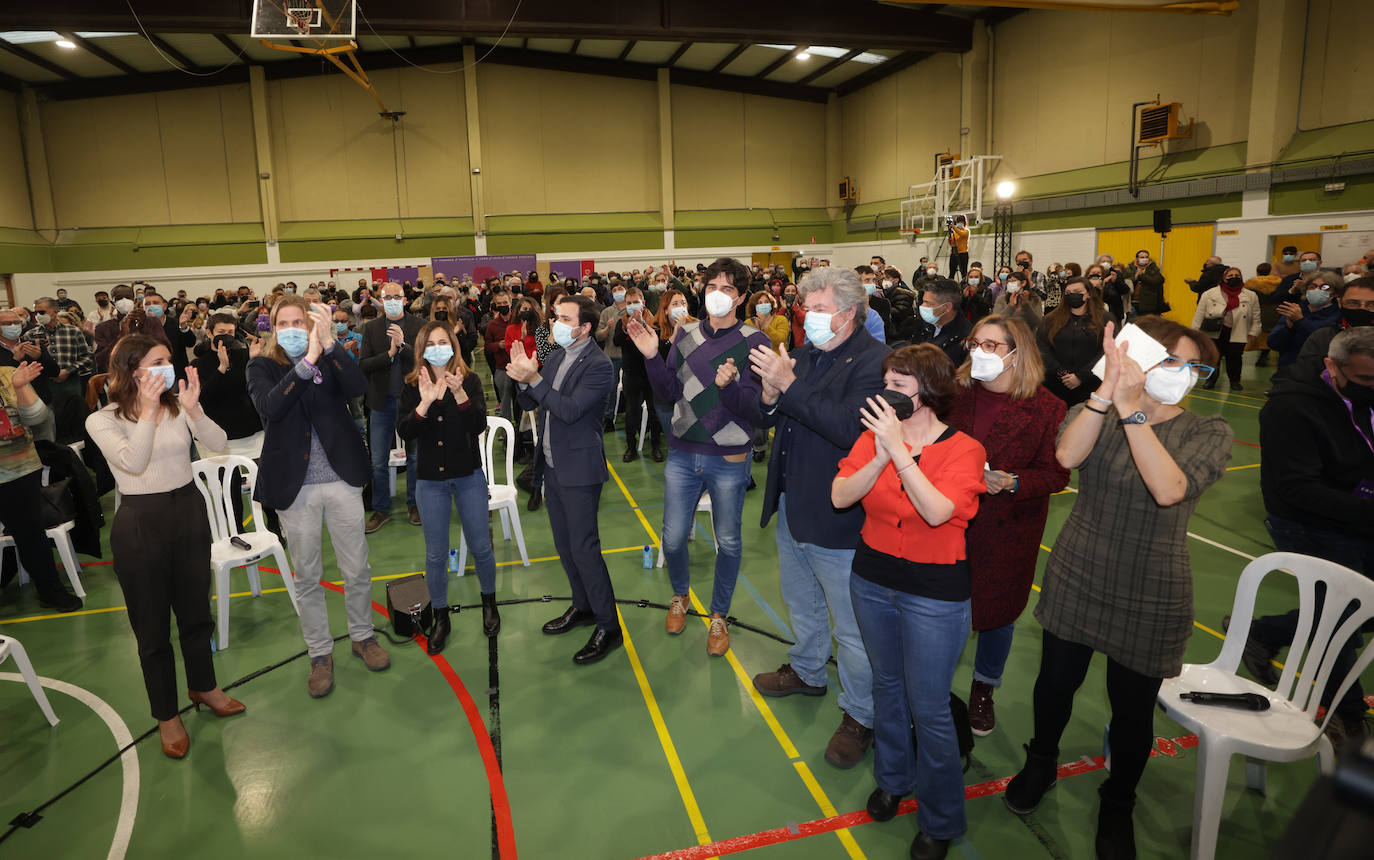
1179, 691, 1271, 711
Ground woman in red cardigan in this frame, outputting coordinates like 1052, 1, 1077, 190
832, 344, 987, 860
947, 315, 1069, 737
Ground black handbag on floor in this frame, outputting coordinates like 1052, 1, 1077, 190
385, 574, 433, 638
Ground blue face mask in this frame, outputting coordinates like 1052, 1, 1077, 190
625, 302, 644, 314
803, 311, 835, 347
146, 364, 175, 391
613, 290, 626, 303
1306, 288, 1333, 308
383, 298, 405, 317
755, 303, 772, 315
920, 305, 940, 325
552, 320, 576, 348
864, 283, 876, 296
276, 327, 309, 356
334, 322, 349, 335
1282, 254, 1297, 263
997, 272, 1009, 281
0, 324, 21, 340
423, 344, 454, 366
1300, 260, 1318, 273
146, 304, 164, 318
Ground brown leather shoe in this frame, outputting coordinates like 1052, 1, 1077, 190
188, 688, 246, 718
351, 636, 391, 671
665, 594, 689, 635
364, 512, 390, 534
307, 655, 334, 698
159, 717, 190, 759
824, 711, 874, 769
408, 505, 422, 526
706, 614, 730, 656
752, 663, 828, 698
968, 680, 996, 737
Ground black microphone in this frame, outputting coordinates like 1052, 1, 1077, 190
1178, 691, 1270, 711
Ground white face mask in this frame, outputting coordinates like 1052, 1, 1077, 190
926, 268, 938, 278
1143, 365, 1196, 405
970, 348, 1015, 382
704, 289, 734, 318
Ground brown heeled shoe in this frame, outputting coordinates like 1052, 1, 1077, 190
188, 689, 247, 718
160, 724, 190, 759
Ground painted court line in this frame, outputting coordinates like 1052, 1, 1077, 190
636, 733, 1201, 860
607, 462, 866, 860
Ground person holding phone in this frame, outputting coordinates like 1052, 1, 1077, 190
87, 337, 241, 759
397, 320, 496, 652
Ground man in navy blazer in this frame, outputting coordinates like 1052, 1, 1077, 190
747, 266, 889, 770
508, 294, 622, 665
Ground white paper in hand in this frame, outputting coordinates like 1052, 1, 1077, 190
1091, 323, 1171, 380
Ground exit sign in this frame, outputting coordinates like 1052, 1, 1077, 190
1321, 224, 1347, 231
1217, 229, 1238, 235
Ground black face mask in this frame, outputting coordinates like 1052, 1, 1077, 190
1063, 292, 1086, 309
433, 310, 448, 322
1341, 307, 1374, 328
521, 310, 538, 324
96, 298, 109, 306
1224, 276, 1244, 288
1338, 377, 1374, 409
879, 389, 916, 421
212, 334, 242, 351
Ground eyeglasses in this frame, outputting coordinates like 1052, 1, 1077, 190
1087, 274, 1103, 280
963, 337, 1012, 353
1343, 298, 1374, 310
1158, 356, 1215, 381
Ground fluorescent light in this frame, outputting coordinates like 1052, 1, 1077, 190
55, 39, 76, 49
797, 51, 811, 61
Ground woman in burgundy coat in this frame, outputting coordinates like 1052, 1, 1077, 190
948, 314, 1070, 736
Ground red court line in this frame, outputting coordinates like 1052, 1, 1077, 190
320, 580, 517, 859
79, 560, 113, 567
1234, 439, 1260, 448
636, 733, 1200, 860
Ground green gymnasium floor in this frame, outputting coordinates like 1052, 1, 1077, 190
0, 358, 1364, 860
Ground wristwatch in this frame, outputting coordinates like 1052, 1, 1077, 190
1118, 410, 1147, 425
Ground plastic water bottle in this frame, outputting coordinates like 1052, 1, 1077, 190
448, 549, 460, 574
642, 545, 653, 569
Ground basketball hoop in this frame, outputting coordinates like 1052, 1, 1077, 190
286, 7, 319, 36
899, 227, 922, 236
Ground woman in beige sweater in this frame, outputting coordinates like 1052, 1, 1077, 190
87, 334, 242, 759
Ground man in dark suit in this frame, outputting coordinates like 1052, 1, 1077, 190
358, 281, 426, 531
748, 266, 889, 772
507, 294, 621, 665
143, 293, 197, 379
906, 278, 971, 367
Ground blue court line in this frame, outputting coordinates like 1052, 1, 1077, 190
611, 424, 796, 641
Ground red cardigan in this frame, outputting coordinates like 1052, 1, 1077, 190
503, 324, 539, 367
838, 429, 986, 565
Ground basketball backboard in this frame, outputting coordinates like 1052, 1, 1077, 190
251, 0, 356, 39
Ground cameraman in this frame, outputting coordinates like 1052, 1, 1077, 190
948, 215, 970, 281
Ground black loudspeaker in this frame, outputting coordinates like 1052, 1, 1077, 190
1153, 208, 1172, 234
385, 574, 433, 638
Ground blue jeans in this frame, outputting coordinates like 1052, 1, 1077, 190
416, 471, 497, 606
973, 623, 1016, 688
776, 494, 873, 727
369, 396, 417, 513
850, 574, 970, 841
662, 448, 751, 616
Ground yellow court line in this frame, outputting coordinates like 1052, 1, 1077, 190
617, 605, 716, 852
1226, 463, 1260, 471
1185, 391, 1261, 410
606, 461, 866, 860
0, 545, 649, 627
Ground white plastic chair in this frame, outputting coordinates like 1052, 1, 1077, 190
1157, 551, 1374, 860
457, 416, 529, 569
191, 455, 300, 650
656, 491, 716, 568
387, 431, 407, 499
0, 635, 58, 725
2, 518, 86, 599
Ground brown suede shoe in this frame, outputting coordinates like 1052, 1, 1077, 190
824, 710, 874, 769
706, 614, 730, 656
665, 594, 689, 635
408, 505, 422, 526
969, 680, 996, 737
364, 511, 390, 534
752, 663, 828, 698
351, 636, 391, 671
307, 655, 334, 698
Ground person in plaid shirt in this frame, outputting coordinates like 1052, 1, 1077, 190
25, 297, 94, 428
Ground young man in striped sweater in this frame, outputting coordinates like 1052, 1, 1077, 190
625, 257, 772, 656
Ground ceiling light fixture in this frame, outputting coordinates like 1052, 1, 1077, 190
797, 51, 811, 61
55, 38, 76, 49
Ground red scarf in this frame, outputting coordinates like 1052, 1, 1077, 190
1221, 282, 1243, 312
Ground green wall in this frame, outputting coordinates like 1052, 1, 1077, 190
1269, 174, 1374, 216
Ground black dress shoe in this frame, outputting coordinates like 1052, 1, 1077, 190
481, 593, 501, 637
542, 606, 596, 635
909, 832, 951, 860
650, 443, 665, 463
1231, 381, 1244, 391
622, 448, 639, 463
866, 787, 904, 822
573, 627, 623, 665
427, 611, 451, 655
526, 487, 542, 512
37, 589, 83, 613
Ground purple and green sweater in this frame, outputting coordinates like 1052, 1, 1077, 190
643, 319, 771, 456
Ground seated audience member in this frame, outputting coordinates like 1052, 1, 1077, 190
1244, 326, 1374, 755
1004, 317, 1230, 860
1192, 266, 1261, 390
900, 278, 971, 367
1039, 277, 1114, 406
87, 337, 240, 759
832, 344, 986, 860
1269, 271, 1344, 368
949, 315, 1069, 736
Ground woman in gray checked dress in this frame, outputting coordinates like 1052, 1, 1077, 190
1001, 315, 1232, 860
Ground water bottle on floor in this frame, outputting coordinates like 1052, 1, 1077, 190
448, 549, 460, 575
642, 545, 653, 569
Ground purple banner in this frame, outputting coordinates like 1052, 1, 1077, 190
430, 255, 536, 284
386, 267, 419, 284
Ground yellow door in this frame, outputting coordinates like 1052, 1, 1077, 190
1270, 232, 1322, 266
1097, 224, 1215, 326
